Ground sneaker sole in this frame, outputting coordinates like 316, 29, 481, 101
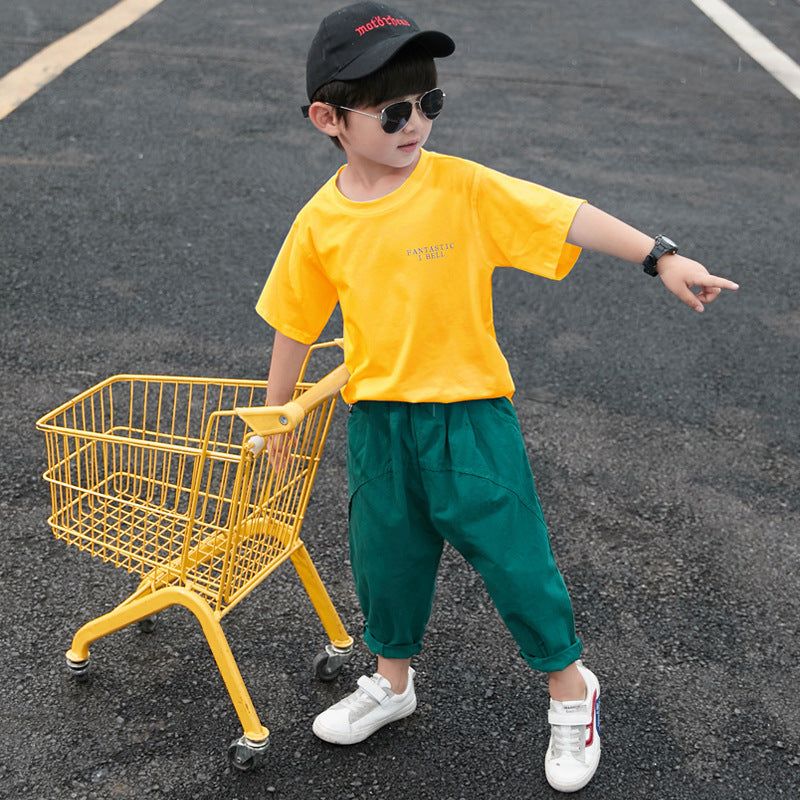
312, 697, 417, 745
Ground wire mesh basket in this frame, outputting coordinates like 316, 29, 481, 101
37, 342, 353, 769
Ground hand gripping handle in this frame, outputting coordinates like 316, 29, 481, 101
235, 363, 350, 438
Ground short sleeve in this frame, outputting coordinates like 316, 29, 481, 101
474, 165, 585, 280
255, 217, 338, 344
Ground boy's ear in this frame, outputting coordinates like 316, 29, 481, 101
307, 102, 343, 136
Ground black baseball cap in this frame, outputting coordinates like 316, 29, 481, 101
305, 2, 455, 101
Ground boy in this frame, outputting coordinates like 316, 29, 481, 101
256, 2, 738, 792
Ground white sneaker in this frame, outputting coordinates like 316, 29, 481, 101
312, 668, 417, 745
545, 661, 601, 792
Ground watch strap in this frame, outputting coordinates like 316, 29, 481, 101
643, 234, 678, 276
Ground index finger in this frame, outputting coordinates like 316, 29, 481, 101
696, 274, 739, 291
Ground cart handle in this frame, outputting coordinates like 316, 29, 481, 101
234, 362, 350, 437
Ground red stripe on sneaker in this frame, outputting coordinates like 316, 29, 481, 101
585, 690, 598, 746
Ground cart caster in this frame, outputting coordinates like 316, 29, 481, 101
228, 734, 269, 772
66, 655, 91, 683
138, 615, 157, 633
313, 644, 353, 683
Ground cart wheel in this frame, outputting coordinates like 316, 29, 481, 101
66, 655, 91, 683
138, 615, 157, 633
228, 735, 269, 772
313, 650, 343, 683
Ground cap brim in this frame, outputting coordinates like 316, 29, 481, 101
334, 30, 455, 83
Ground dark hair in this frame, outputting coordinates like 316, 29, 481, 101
311, 43, 438, 150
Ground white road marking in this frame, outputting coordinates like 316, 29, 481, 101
691, 0, 800, 101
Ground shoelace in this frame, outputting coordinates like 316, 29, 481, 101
341, 690, 379, 716
338, 675, 389, 719
551, 720, 584, 757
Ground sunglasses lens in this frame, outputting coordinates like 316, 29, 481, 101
420, 89, 444, 119
381, 101, 412, 133
379, 90, 446, 133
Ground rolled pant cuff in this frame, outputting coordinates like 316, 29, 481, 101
364, 629, 423, 659
521, 639, 583, 673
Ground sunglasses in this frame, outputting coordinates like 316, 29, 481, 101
329, 88, 445, 134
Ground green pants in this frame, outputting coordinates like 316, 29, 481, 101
347, 398, 582, 673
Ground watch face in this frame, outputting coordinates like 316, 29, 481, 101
644, 235, 678, 275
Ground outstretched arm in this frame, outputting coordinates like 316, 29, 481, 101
567, 203, 739, 312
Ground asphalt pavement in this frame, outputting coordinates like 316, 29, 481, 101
1, 1, 799, 799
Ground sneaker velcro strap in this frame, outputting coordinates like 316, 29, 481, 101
357, 675, 391, 704
548, 706, 591, 726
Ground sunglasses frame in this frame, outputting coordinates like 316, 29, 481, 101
328, 88, 445, 134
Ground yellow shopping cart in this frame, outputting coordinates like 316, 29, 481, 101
36, 341, 353, 770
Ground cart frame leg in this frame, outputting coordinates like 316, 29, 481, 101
66, 586, 269, 744
290, 541, 354, 652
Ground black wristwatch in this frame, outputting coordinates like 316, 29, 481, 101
642, 234, 678, 276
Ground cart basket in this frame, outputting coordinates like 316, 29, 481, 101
36, 341, 353, 770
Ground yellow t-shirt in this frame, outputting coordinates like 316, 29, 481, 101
257, 150, 584, 404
